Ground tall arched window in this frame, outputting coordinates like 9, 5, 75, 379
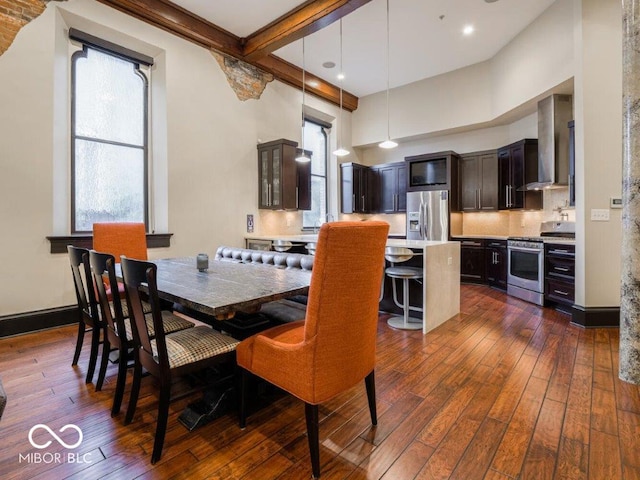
302, 118, 328, 228
71, 32, 151, 233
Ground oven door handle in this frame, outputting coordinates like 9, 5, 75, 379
509, 246, 543, 254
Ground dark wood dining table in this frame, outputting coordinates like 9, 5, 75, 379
122, 256, 312, 321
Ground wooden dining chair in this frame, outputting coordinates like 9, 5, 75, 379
236, 221, 390, 479
68, 246, 103, 384
120, 256, 240, 464
89, 250, 195, 416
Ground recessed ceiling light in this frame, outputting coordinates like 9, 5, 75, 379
337, 73, 345, 80
485, 0, 499, 3
322, 61, 336, 69
463, 25, 474, 36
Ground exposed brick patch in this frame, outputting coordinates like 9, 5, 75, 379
0, 0, 65, 56
211, 49, 273, 101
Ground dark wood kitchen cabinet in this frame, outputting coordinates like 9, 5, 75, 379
258, 139, 310, 210
485, 239, 507, 290
371, 161, 407, 213
497, 139, 542, 210
459, 150, 498, 211
460, 238, 485, 283
568, 120, 575, 207
341, 162, 375, 213
545, 243, 575, 310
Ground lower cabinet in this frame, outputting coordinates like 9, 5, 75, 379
545, 243, 575, 309
485, 240, 507, 290
460, 239, 485, 283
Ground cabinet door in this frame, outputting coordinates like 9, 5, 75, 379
461, 242, 485, 283
497, 148, 510, 209
396, 164, 407, 212
296, 160, 311, 210
460, 155, 480, 211
270, 146, 282, 208
341, 164, 355, 214
259, 148, 272, 208
509, 144, 525, 209
485, 245, 507, 289
479, 152, 498, 210
377, 165, 398, 213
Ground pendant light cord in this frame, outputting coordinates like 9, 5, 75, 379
386, 0, 391, 141
301, 36, 306, 151
339, 18, 344, 149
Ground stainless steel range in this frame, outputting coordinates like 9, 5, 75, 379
507, 221, 575, 306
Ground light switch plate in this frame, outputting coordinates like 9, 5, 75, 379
591, 209, 610, 221
611, 197, 622, 209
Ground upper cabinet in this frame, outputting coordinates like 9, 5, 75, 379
258, 139, 310, 210
497, 139, 542, 210
370, 162, 407, 213
341, 162, 376, 214
459, 150, 498, 211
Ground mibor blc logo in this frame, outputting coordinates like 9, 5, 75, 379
19, 424, 92, 464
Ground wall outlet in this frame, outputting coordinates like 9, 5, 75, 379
447, 256, 452, 265
520, 218, 525, 228
591, 208, 610, 221
286, 217, 292, 227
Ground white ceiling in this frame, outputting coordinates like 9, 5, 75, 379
171, 0, 557, 98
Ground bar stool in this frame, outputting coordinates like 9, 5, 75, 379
385, 247, 423, 330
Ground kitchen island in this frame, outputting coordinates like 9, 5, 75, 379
245, 234, 460, 334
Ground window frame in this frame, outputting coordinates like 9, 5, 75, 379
302, 117, 330, 230
69, 32, 151, 234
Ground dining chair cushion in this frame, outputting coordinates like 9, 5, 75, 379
121, 310, 195, 341
150, 326, 239, 369
111, 299, 152, 320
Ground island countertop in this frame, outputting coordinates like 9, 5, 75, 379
245, 234, 458, 248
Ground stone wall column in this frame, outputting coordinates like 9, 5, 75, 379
621, 0, 640, 384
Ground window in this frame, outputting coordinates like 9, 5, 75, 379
302, 119, 328, 229
70, 31, 152, 233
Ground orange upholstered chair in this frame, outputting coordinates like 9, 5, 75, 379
236, 221, 389, 479
93, 222, 148, 262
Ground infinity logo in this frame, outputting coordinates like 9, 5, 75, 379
28, 424, 83, 450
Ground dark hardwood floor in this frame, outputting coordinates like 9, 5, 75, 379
1, 285, 639, 479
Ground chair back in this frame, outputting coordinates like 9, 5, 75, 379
89, 250, 126, 341
303, 221, 389, 401
120, 257, 167, 374
68, 246, 99, 326
93, 222, 148, 262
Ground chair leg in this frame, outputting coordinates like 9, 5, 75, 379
95, 334, 110, 391
85, 324, 101, 384
305, 403, 320, 479
111, 346, 128, 417
151, 382, 171, 464
364, 371, 377, 426
72, 320, 85, 366
124, 353, 142, 425
238, 367, 249, 429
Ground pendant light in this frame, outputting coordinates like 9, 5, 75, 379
296, 36, 312, 162
333, 18, 350, 157
378, 0, 398, 149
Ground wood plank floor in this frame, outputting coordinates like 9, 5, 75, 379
1, 284, 639, 479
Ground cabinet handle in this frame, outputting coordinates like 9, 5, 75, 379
352, 194, 356, 211
362, 195, 365, 212
494, 252, 498, 264
550, 249, 570, 254
505, 185, 509, 208
553, 289, 569, 296
296, 187, 299, 209
478, 189, 482, 209
268, 184, 271, 206
554, 266, 570, 272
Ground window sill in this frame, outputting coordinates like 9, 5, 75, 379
46, 233, 173, 254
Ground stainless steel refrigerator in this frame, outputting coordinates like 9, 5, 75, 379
406, 190, 449, 241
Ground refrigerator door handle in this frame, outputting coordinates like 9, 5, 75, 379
419, 202, 425, 239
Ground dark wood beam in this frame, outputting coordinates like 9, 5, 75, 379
242, 0, 372, 61
255, 55, 358, 112
96, 0, 359, 110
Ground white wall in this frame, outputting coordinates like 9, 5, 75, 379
573, 0, 622, 307
352, 0, 574, 147
0, 0, 346, 316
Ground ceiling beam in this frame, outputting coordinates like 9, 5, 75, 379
241, 0, 372, 61
96, 0, 360, 110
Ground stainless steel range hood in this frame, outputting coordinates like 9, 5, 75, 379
523, 94, 573, 191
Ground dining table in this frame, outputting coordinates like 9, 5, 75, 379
122, 256, 312, 321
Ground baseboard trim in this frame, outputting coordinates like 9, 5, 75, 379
571, 305, 620, 328
0, 306, 77, 338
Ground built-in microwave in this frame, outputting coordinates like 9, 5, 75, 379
405, 151, 459, 192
